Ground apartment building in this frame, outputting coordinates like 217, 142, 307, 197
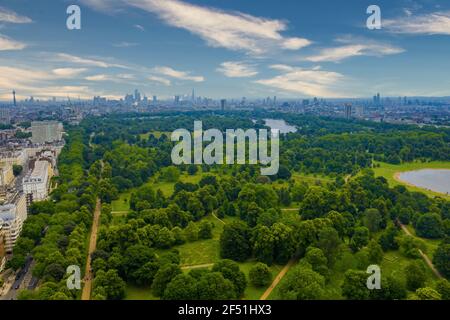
0, 192, 27, 254
22, 161, 50, 201
30, 121, 63, 144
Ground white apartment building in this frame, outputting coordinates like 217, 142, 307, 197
22, 161, 50, 201
30, 121, 63, 144
0, 193, 27, 253
0, 164, 14, 187
0, 225, 6, 272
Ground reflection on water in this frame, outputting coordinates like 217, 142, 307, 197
399, 169, 450, 194
264, 119, 297, 134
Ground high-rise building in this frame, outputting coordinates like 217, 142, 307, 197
174, 95, 180, 105
220, 99, 226, 111
134, 89, 141, 102
191, 89, 195, 102
30, 121, 63, 144
153, 95, 157, 104
345, 103, 352, 119
12, 90, 16, 107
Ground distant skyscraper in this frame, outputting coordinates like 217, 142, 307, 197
174, 95, 180, 105
153, 95, 157, 104
12, 90, 16, 107
191, 89, 195, 102
220, 99, 226, 111
134, 89, 141, 102
345, 103, 352, 119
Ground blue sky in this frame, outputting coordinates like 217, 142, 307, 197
0, 0, 449, 101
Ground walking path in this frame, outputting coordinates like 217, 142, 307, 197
81, 198, 101, 300
259, 258, 296, 300
181, 263, 214, 270
398, 222, 443, 279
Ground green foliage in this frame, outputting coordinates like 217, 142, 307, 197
433, 241, 450, 279
277, 264, 325, 300
416, 213, 443, 238
220, 221, 251, 262
415, 287, 441, 300
405, 260, 427, 291
341, 270, 371, 300
249, 262, 272, 287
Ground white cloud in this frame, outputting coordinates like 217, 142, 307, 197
113, 41, 139, 47
384, 10, 450, 35
217, 61, 258, 78
85, 73, 136, 82
0, 7, 32, 24
0, 34, 27, 51
148, 75, 171, 86
134, 24, 145, 31
55, 53, 127, 68
83, 0, 311, 55
52, 68, 87, 77
255, 65, 346, 97
152, 66, 204, 82
304, 37, 404, 62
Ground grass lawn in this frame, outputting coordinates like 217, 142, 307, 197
237, 261, 284, 300
404, 225, 441, 258
125, 285, 159, 300
373, 161, 450, 199
176, 215, 225, 267
292, 172, 334, 185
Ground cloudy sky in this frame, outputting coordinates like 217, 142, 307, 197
0, 0, 449, 101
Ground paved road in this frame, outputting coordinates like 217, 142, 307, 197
0, 256, 33, 300
81, 198, 101, 300
181, 263, 214, 270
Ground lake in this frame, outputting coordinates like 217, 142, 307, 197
398, 169, 450, 195
264, 119, 297, 134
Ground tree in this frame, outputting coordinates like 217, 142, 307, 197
161, 166, 180, 182
405, 260, 427, 291
341, 270, 371, 300
363, 208, 382, 233
435, 279, 450, 300
93, 269, 126, 300
13, 164, 23, 177
251, 225, 275, 265
415, 287, 441, 300
304, 247, 328, 277
277, 264, 325, 300
152, 264, 182, 297
132, 262, 160, 286
249, 263, 272, 287
350, 227, 369, 252
433, 242, 450, 278
271, 222, 295, 264
212, 259, 247, 298
162, 274, 198, 300
378, 226, 399, 251
198, 221, 214, 239
184, 222, 199, 242
367, 239, 383, 264
316, 227, 341, 267
196, 272, 236, 300
416, 213, 443, 238
220, 221, 251, 262
187, 164, 198, 176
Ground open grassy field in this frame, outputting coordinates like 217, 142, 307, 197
373, 161, 450, 199
175, 215, 224, 266
237, 261, 284, 300
124, 285, 159, 300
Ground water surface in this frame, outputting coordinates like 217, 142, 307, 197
398, 169, 450, 194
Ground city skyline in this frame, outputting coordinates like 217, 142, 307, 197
1, 0, 450, 101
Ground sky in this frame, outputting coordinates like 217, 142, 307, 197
0, 0, 449, 101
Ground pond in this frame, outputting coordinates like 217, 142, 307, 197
398, 169, 450, 195
264, 119, 297, 134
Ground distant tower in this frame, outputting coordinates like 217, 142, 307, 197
220, 99, 226, 111
191, 89, 195, 102
345, 103, 352, 119
12, 90, 16, 107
